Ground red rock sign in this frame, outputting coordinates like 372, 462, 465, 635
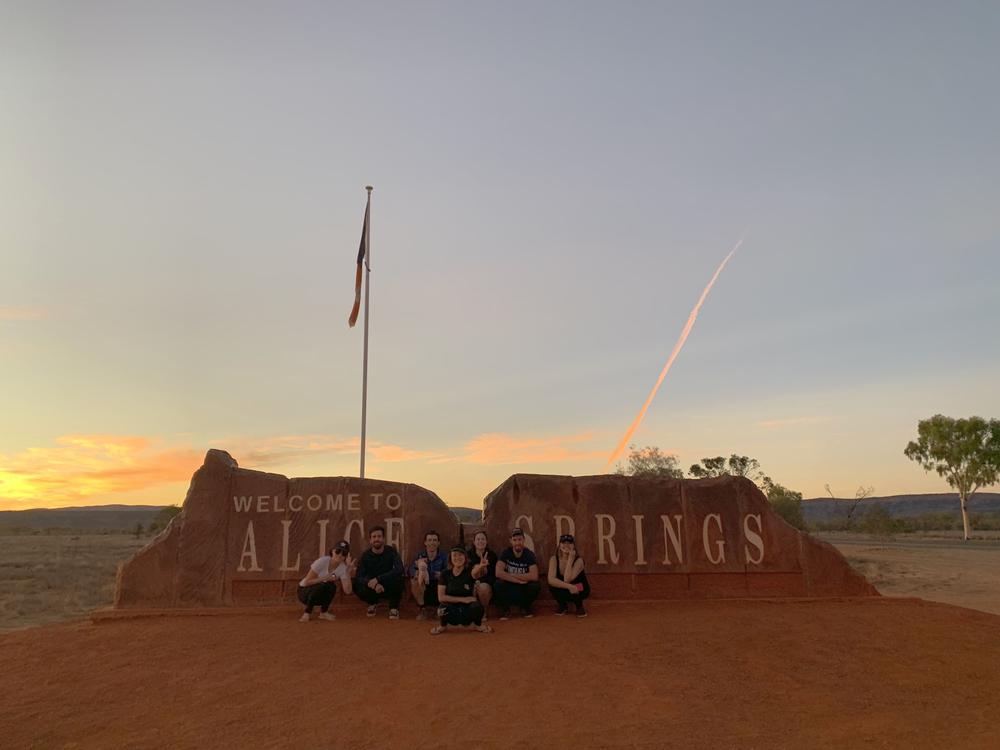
116, 454, 876, 608
480, 474, 877, 599
115, 450, 457, 607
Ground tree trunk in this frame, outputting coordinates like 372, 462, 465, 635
960, 493, 970, 541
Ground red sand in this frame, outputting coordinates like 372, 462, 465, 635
2, 599, 998, 749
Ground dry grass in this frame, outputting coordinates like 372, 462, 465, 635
2, 532, 998, 632
0, 534, 146, 631
832, 538, 1000, 615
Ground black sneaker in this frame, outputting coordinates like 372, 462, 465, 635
522, 607, 534, 619
576, 604, 588, 618
555, 603, 568, 616
499, 608, 511, 621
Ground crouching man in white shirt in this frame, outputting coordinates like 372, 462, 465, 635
298, 540, 355, 622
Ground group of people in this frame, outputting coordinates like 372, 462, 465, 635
296, 526, 591, 635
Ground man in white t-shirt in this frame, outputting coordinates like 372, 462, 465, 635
297, 540, 356, 622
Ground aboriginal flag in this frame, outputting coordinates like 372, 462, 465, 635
348, 196, 370, 327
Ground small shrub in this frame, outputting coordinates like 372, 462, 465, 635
859, 506, 905, 538
768, 484, 805, 529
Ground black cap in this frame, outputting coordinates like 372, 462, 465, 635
511, 527, 525, 537
450, 545, 467, 555
333, 540, 350, 554
559, 534, 575, 544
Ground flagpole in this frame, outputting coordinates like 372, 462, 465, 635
359, 185, 373, 480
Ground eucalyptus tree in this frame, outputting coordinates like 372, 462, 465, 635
615, 445, 684, 478
904, 415, 1000, 541
689, 454, 772, 489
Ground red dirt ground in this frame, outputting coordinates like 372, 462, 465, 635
2, 599, 998, 749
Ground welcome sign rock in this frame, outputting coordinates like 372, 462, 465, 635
115, 450, 457, 607
481, 473, 878, 599
115, 451, 876, 608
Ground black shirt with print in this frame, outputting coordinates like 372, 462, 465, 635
441, 566, 476, 599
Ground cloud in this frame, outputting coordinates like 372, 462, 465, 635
0, 435, 202, 509
0, 306, 48, 321
212, 434, 441, 467
757, 417, 832, 430
0, 432, 443, 509
757, 417, 833, 430
369, 444, 441, 462
212, 435, 359, 467
0, 429, 606, 509
435, 431, 606, 465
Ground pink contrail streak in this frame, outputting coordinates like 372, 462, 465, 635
604, 237, 745, 472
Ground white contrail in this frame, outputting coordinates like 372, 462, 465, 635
604, 236, 745, 472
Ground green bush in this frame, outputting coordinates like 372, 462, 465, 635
147, 505, 182, 536
859, 506, 907, 538
768, 484, 804, 529
970, 513, 1000, 531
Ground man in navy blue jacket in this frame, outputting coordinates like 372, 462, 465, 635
408, 529, 448, 620
494, 527, 540, 619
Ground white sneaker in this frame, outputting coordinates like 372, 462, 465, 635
366, 605, 377, 617
299, 613, 311, 623
318, 612, 336, 621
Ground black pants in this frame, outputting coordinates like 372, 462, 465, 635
551, 584, 590, 607
297, 582, 336, 613
441, 602, 484, 627
494, 580, 540, 611
413, 579, 439, 606
353, 577, 403, 609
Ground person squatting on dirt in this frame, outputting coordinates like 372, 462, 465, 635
468, 530, 497, 618
297, 540, 355, 622
547, 533, 590, 617
493, 527, 540, 619
431, 546, 492, 635
353, 525, 404, 619
408, 530, 448, 620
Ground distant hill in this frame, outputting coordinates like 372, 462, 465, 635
450, 507, 483, 524
2, 504, 484, 532
0, 505, 167, 532
802, 493, 1000, 522
11, 494, 994, 531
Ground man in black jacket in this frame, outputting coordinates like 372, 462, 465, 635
353, 525, 404, 619
494, 527, 540, 619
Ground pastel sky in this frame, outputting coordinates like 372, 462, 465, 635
2, 2, 998, 510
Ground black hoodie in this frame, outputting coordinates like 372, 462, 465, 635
357, 545, 403, 585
